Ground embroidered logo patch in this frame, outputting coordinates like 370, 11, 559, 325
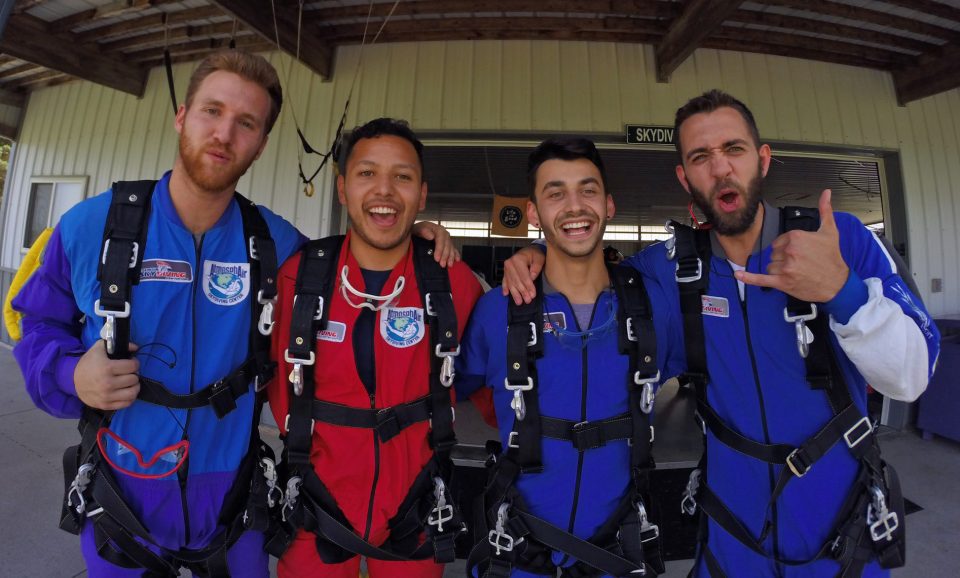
701, 295, 730, 318
543, 312, 567, 333
139, 259, 192, 283
317, 321, 347, 343
380, 307, 425, 348
203, 261, 250, 305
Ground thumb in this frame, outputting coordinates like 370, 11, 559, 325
818, 189, 837, 232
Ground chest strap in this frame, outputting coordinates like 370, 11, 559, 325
309, 395, 432, 442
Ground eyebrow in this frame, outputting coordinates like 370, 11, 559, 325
542, 176, 600, 190
197, 98, 261, 124
685, 139, 750, 160
353, 159, 420, 171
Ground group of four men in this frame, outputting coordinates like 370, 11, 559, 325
12, 50, 938, 578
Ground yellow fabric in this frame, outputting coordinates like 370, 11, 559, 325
3, 227, 53, 342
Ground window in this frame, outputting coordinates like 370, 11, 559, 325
23, 177, 86, 249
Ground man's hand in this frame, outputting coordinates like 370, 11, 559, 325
74, 340, 140, 410
736, 189, 849, 302
501, 246, 545, 305
412, 221, 460, 268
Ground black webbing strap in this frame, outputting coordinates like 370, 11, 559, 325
97, 181, 155, 360
285, 236, 343, 468
540, 413, 632, 451
670, 221, 712, 388
310, 395, 432, 442
236, 192, 279, 390
412, 236, 458, 457
136, 357, 258, 419
506, 274, 544, 473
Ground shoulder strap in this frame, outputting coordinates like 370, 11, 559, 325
610, 264, 657, 471
284, 236, 345, 469
411, 237, 459, 459
505, 273, 544, 473
234, 193, 279, 389
96, 180, 155, 360
669, 220, 711, 387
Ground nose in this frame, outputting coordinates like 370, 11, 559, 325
211, 115, 235, 144
708, 153, 733, 179
373, 172, 394, 196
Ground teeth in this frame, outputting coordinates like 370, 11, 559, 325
562, 221, 590, 230
369, 206, 397, 215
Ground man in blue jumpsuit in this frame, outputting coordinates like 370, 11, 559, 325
457, 138, 682, 577
11, 50, 305, 576
502, 90, 939, 577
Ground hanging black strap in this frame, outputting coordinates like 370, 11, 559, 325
671, 222, 712, 388
164, 48, 177, 116
97, 181, 154, 360
505, 274, 545, 473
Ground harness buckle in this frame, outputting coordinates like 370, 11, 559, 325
284, 350, 315, 397
428, 477, 455, 533
784, 305, 817, 359
100, 239, 139, 268
67, 463, 96, 515
681, 469, 701, 516
664, 222, 676, 260
257, 291, 277, 336
248, 236, 260, 260
637, 380, 656, 414
527, 321, 538, 347
260, 457, 283, 509
488, 503, 522, 556
505, 377, 534, 421
507, 431, 520, 449
281, 475, 302, 522
94, 299, 131, 356
425, 292, 452, 317
844, 416, 873, 449
436, 344, 460, 388
786, 448, 812, 478
867, 486, 899, 542
675, 258, 702, 283
636, 500, 660, 543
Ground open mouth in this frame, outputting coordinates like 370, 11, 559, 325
717, 189, 741, 213
368, 205, 399, 227
560, 220, 594, 238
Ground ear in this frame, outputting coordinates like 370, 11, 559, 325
336, 174, 346, 206
174, 104, 187, 134
418, 181, 428, 211
758, 143, 772, 178
675, 164, 692, 195
526, 199, 539, 228
606, 194, 616, 220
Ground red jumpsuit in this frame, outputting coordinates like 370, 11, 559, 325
269, 233, 483, 578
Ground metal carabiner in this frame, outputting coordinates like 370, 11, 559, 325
257, 291, 276, 336
488, 503, 522, 556
67, 463, 96, 515
281, 476, 302, 522
784, 305, 817, 359
428, 477, 455, 533
681, 469, 701, 516
261, 457, 283, 509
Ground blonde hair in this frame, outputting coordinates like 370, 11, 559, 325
184, 50, 283, 134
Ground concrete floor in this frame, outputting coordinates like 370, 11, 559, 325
1, 344, 957, 577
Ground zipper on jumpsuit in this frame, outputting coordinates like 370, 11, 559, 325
363, 390, 381, 541
177, 233, 204, 543
734, 258, 782, 572
558, 293, 604, 567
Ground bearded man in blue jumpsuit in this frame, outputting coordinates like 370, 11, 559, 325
502, 90, 939, 577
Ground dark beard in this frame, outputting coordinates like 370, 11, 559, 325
690, 171, 763, 236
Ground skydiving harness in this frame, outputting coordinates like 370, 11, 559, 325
668, 208, 906, 578
265, 235, 465, 564
467, 265, 665, 578
60, 180, 283, 577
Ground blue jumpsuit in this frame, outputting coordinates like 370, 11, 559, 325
13, 172, 304, 576
457, 282, 683, 577
630, 205, 939, 577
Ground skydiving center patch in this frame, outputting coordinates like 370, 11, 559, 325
139, 259, 192, 283
380, 307, 425, 348
701, 295, 730, 318
543, 312, 567, 333
203, 261, 250, 306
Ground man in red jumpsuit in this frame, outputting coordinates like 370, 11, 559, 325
268, 117, 483, 577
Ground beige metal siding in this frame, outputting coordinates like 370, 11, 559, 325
2, 41, 958, 315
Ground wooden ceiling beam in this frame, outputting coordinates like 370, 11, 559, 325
334, 28, 663, 45
879, 0, 960, 24
728, 8, 935, 54
0, 13, 146, 96
701, 37, 891, 71
318, 16, 666, 39
99, 21, 236, 53
655, 0, 744, 82
893, 43, 960, 105
0, 86, 25, 107
49, 9, 97, 33
210, 0, 333, 80
0, 63, 39, 80
308, 0, 680, 22
13, 0, 44, 15
125, 33, 262, 63
77, 5, 225, 44
715, 26, 913, 67
9, 69, 65, 89
762, 0, 960, 43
